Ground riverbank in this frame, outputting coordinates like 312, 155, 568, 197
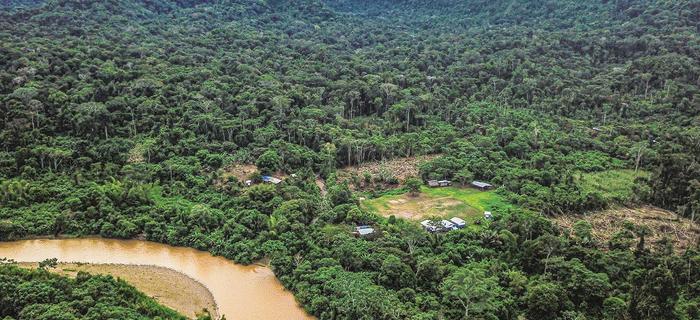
18, 262, 218, 319
0, 238, 314, 320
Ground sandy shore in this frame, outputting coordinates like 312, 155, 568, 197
18, 262, 218, 319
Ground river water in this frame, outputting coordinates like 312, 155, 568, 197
0, 238, 313, 320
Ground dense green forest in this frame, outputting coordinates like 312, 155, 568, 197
1, 0, 699, 319
0, 259, 204, 320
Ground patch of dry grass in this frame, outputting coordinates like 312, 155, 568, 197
554, 206, 700, 252
363, 186, 510, 223
369, 194, 473, 220
218, 163, 259, 182
338, 154, 440, 186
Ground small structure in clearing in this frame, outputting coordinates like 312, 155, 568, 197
353, 225, 376, 237
471, 181, 493, 191
421, 219, 460, 233
262, 176, 283, 184
428, 179, 451, 187
450, 217, 467, 229
484, 211, 493, 220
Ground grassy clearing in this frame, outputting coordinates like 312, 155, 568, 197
363, 186, 511, 223
577, 169, 650, 203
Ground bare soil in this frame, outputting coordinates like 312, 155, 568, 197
367, 194, 474, 220
554, 206, 700, 252
337, 154, 440, 189
219, 163, 259, 182
315, 178, 327, 196
19, 262, 218, 319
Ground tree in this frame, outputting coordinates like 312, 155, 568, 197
440, 262, 503, 319
454, 168, 473, 186
38, 258, 57, 270
256, 150, 281, 175
525, 281, 569, 320
404, 177, 422, 196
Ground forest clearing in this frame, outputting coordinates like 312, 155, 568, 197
218, 163, 259, 183
362, 186, 510, 223
337, 154, 440, 188
554, 206, 700, 252
18, 262, 218, 319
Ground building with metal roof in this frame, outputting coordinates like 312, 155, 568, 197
471, 181, 493, 190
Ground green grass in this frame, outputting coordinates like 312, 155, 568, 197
421, 186, 512, 212
362, 186, 513, 223
577, 169, 650, 203
148, 185, 199, 211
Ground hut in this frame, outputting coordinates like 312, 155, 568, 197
440, 220, 457, 231
427, 180, 439, 188
422, 219, 459, 232
449, 217, 466, 229
354, 225, 375, 237
262, 176, 283, 184
421, 220, 438, 232
438, 180, 452, 187
484, 211, 493, 220
471, 181, 493, 191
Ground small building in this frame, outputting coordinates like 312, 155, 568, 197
421, 220, 439, 232
484, 211, 493, 220
262, 176, 283, 184
422, 219, 458, 232
440, 220, 457, 231
244, 180, 253, 186
354, 225, 375, 237
449, 217, 466, 229
428, 180, 451, 188
471, 181, 493, 191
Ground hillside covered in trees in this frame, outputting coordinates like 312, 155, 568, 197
1, 0, 699, 319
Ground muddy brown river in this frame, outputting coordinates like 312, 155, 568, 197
0, 238, 313, 320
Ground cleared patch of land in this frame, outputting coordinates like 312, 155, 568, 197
362, 186, 511, 222
219, 163, 259, 182
18, 262, 218, 319
577, 169, 650, 203
554, 206, 700, 252
338, 154, 440, 184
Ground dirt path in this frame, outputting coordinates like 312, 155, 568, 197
315, 178, 327, 196
18, 262, 218, 319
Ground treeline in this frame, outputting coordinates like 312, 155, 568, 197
0, 260, 207, 320
1, 0, 700, 319
1, 0, 697, 215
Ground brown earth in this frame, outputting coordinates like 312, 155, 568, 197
219, 163, 259, 182
386, 196, 465, 220
365, 194, 475, 221
18, 262, 218, 319
337, 154, 440, 189
554, 206, 700, 252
